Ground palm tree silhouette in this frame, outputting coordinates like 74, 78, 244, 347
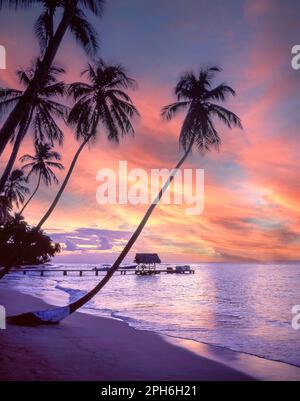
0, 64, 67, 192
0, 195, 12, 226
8, 66, 242, 326
36, 59, 139, 230
35, 0, 99, 56
4, 169, 29, 209
0, 0, 104, 158
18, 142, 64, 216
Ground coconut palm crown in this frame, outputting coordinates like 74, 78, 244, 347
35, 59, 139, 230
17, 142, 64, 216
161, 66, 242, 152
0, 63, 67, 145
4, 169, 29, 208
0, 0, 105, 159
68, 59, 139, 143
20, 142, 64, 186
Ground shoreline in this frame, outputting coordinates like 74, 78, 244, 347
107, 313, 300, 373
100, 311, 300, 376
1, 288, 300, 380
0, 287, 254, 381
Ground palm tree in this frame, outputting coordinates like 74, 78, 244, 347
8, 66, 242, 326
35, 1, 100, 56
18, 142, 64, 216
0, 0, 104, 157
0, 195, 12, 226
0, 64, 67, 193
0, 196, 13, 278
36, 59, 139, 230
4, 169, 29, 209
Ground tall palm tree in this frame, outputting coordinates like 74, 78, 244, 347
8, 66, 242, 326
34, 0, 99, 56
4, 169, 29, 209
0, 0, 104, 157
18, 142, 64, 216
0, 194, 13, 278
0, 64, 67, 193
36, 59, 139, 230
0, 195, 12, 226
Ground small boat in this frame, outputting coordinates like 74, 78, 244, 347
120, 264, 137, 270
175, 265, 191, 273
93, 264, 111, 271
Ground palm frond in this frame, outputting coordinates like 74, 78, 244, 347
204, 83, 236, 102
209, 104, 243, 129
34, 9, 53, 50
69, 59, 139, 144
19, 154, 35, 163
79, 0, 105, 16
69, 8, 99, 55
162, 65, 242, 155
0, 96, 22, 119
161, 101, 190, 121
68, 81, 93, 100
4, 168, 29, 208
0, 0, 36, 9
20, 142, 63, 187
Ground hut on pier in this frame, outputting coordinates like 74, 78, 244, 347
134, 253, 161, 275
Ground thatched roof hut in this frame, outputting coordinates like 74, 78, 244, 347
134, 253, 161, 264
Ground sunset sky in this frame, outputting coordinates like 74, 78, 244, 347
0, 0, 300, 263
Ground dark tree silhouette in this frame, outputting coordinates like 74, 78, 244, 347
18, 142, 64, 216
0, 64, 67, 192
4, 169, 29, 209
0, 219, 61, 278
0, 0, 104, 159
0, 195, 12, 226
36, 59, 139, 230
8, 66, 242, 326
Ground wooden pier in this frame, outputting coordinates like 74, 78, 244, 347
8, 268, 195, 277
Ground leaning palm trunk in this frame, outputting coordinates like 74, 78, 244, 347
36, 134, 92, 230
8, 141, 193, 326
18, 172, 42, 216
0, 0, 78, 163
0, 266, 11, 280
0, 110, 33, 192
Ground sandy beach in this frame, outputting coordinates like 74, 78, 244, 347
0, 288, 258, 381
2, 287, 300, 381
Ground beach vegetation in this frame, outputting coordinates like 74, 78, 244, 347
4, 169, 29, 209
36, 59, 139, 230
0, 63, 67, 192
0, 218, 60, 275
0, 0, 105, 191
19, 142, 64, 216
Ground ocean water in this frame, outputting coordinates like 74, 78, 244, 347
1, 262, 300, 367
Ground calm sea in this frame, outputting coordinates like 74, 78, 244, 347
2, 262, 300, 367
